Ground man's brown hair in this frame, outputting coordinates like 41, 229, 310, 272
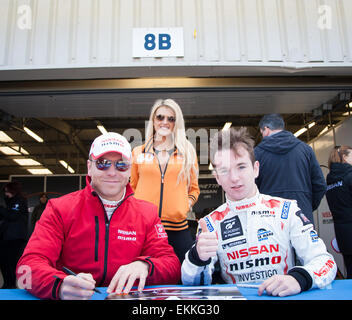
210, 127, 255, 168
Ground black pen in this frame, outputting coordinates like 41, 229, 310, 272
62, 266, 102, 294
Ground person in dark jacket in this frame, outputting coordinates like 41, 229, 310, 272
30, 192, 48, 231
254, 114, 327, 224
326, 145, 352, 278
0, 182, 28, 288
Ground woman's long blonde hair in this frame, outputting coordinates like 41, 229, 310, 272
145, 98, 198, 186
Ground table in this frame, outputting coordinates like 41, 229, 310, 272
240, 279, 352, 300
0, 280, 351, 300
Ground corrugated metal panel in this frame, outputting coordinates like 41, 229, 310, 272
342, 0, 352, 62
0, 0, 351, 71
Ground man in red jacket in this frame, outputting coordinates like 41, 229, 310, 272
16, 132, 180, 300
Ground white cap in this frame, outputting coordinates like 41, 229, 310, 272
89, 132, 131, 161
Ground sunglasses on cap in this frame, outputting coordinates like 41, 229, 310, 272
155, 114, 176, 123
89, 159, 130, 172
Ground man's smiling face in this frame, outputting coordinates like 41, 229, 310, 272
212, 146, 259, 202
87, 152, 130, 201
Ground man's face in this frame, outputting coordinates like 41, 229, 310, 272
87, 152, 130, 201
213, 146, 259, 202
260, 126, 269, 138
344, 150, 352, 166
40, 195, 47, 204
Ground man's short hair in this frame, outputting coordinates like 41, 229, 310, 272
259, 114, 285, 131
210, 127, 255, 166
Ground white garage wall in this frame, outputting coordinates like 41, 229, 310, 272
0, 0, 351, 73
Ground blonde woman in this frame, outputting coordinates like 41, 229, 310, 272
131, 99, 200, 263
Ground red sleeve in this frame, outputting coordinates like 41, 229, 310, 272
16, 200, 67, 299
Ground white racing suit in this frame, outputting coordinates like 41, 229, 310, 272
182, 191, 336, 291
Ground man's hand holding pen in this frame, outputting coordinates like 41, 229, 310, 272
56, 261, 150, 299
59, 272, 97, 300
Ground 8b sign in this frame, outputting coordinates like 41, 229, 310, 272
133, 28, 184, 57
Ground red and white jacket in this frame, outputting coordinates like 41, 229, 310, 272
182, 190, 336, 291
17, 177, 180, 299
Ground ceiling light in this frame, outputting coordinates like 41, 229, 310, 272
68, 167, 75, 173
222, 122, 232, 131
0, 131, 14, 142
97, 123, 108, 135
318, 126, 329, 136
23, 126, 44, 143
293, 127, 307, 137
13, 158, 42, 166
0, 146, 29, 155
59, 160, 75, 173
27, 168, 53, 175
294, 122, 316, 137
0, 146, 20, 155
308, 122, 316, 129
12, 146, 29, 155
343, 111, 351, 116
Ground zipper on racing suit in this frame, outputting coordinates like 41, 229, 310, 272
94, 216, 99, 261
95, 192, 133, 287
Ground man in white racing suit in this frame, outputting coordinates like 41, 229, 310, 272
182, 127, 336, 297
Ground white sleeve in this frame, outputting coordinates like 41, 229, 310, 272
181, 245, 217, 286
288, 201, 337, 289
